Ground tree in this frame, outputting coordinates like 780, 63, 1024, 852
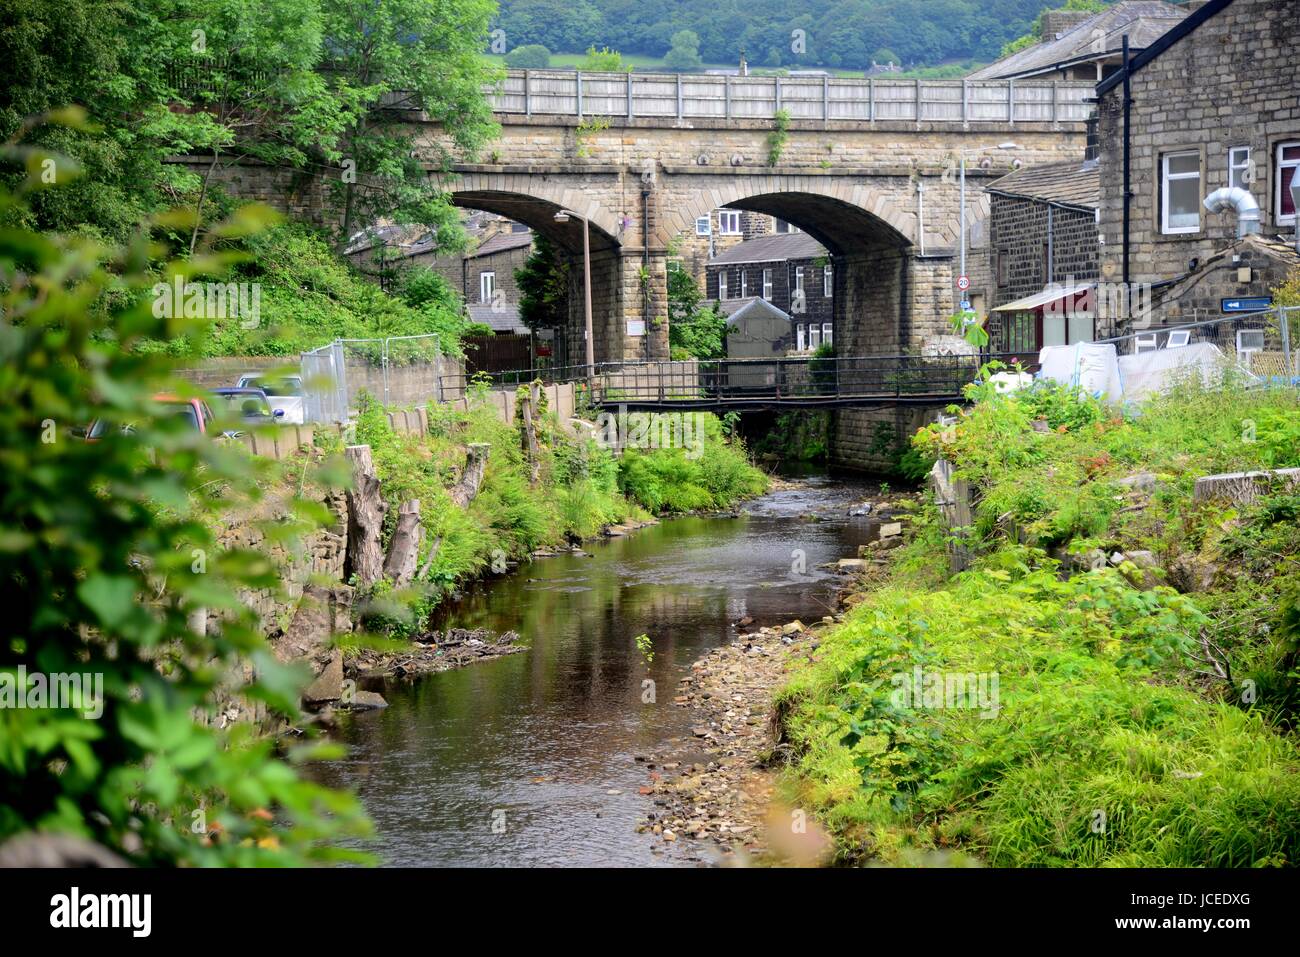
872, 48, 900, 65
668, 266, 727, 359
664, 30, 703, 72
579, 46, 631, 72
516, 235, 570, 330
321, 0, 501, 251
0, 119, 371, 865
505, 44, 552, 69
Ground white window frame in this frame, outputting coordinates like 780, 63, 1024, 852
822, 322, 833, 347
762, 268, 773, 300
718, 271, 728, 300
1228, 146, 1252, 190
796, 324, 806, 352
823, 264, 833, 297
718, 211, 742, 235
479, 271, 496, 303
740, 272, 748, 298
1277, 141, 1300, 227
794, 266, 805, 293
695, 216, 712, 236
1161, 150, 1201, 235
809, 323, 822, 349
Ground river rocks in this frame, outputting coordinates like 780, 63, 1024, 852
635, 620, 822, 864
302, 649, 344, 706
878, 521, 903, 538
848, 502, 873, 517
836, 558, 869, 572
346, 690, 389, 711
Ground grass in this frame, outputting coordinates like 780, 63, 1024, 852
777, 377, 1300, 867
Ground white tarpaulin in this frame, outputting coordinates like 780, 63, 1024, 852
1115, 341, 1225, 403
1037, 340, 1227, 405
1037, 342, 1123, 401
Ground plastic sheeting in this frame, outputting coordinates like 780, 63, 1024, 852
1037, 341, 1227, 404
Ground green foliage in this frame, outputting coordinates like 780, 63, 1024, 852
781, 556, 1300, 866
782, 377, 1300, 866
505, 44, 552, 69
0, 143, 369, 864
752, 410, 830, 463
516, 235, 570, 331
667, 267, 727, 359
617, 414, 768, 512
493, 0, 1055, 73
664, 31, 704, 72
578, 46, 631, 72
767, 109, 791, 167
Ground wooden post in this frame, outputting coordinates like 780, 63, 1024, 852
868, 77, 875, 122
524, 69, 532, 116
576, 70, 583, 120
724, 75, 731, 119
626, 72, 633, 120
676, 73, 683, 119
1007, 78, 1015, 124
344, 445, 385, 588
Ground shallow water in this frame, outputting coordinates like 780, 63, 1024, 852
311, 473, 887, 866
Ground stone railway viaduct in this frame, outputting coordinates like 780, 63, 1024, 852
192, 70, 1094, 466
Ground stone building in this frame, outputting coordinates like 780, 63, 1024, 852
674, 210, 801, 284
983, 156, 1102, 352
968, 1, 1190, 83
705, 232, 835, 354
1094, 0, 1300, 330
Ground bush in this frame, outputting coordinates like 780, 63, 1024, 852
505, 44, 551, 69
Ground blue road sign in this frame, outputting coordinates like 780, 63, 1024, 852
1221, 297, 1273, 313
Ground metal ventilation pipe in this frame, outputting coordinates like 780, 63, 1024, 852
1203, 186, 1261, 238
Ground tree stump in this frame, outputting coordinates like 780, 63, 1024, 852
383, 499, 422, 586
449, 442, 490, 508
344, 444, 386, 588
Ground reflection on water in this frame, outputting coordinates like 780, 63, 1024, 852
311, 474, 886, 866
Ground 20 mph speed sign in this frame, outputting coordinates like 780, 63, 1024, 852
956, 276, 971, 291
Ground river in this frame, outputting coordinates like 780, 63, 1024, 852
311, 473, 887, 866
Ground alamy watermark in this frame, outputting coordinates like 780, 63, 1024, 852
890, 666, 1000, 718
1041, 276, 1156, 327
0, 666, 104, 719
594, 405, 705, 460
152, 276, 261, 329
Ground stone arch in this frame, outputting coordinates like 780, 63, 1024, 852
447, 172, 624, 251
658, 176, 918, 254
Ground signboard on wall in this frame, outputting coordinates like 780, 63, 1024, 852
626, 320, 646, 336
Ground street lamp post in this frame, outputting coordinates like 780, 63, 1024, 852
554, 208, 594, 384
959, 142, 1020, 297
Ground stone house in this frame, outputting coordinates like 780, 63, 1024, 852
674, 209, 802, 284
704, 232, 835, 354
1094, 0, 1300, 331
984, 156, 1102, 352
968, 1, 1190, 83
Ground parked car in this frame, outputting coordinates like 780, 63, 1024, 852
85, 394, 218, 441
234, 373, 305, 424
212, 387, 284, 430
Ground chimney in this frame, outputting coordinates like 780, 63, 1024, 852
1040, 10, 1095, 39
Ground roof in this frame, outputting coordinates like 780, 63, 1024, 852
967, 2, 1189, 81
469, 230, 533, 259
714, 297, 793, 325
467, 303, 529, 334
709, 232, 827, 266
986, 158, 1101, 211
993, 281, 1095, 312
1097, 0, 1235, 95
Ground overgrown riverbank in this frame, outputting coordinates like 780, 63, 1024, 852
343, 394, 769, 641
775, 378, 1300, 867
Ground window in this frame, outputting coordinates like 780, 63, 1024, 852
479, 271, 496, 302
794, 267, 805, 293
774, 218, 800, 234
762, 268, 773, 300
1161, 151, 1201, 234
1229, 147, 1252, 190
740, 272, 748, 298
796, 324, 806, 351
1278, 142, 1300, 226
695, 216, 712, 236
718, 211, 742, 235
809, 323, 822, 349
822, 323, 833, 347
823, 264, 833, 297
718, 271, 728, 300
